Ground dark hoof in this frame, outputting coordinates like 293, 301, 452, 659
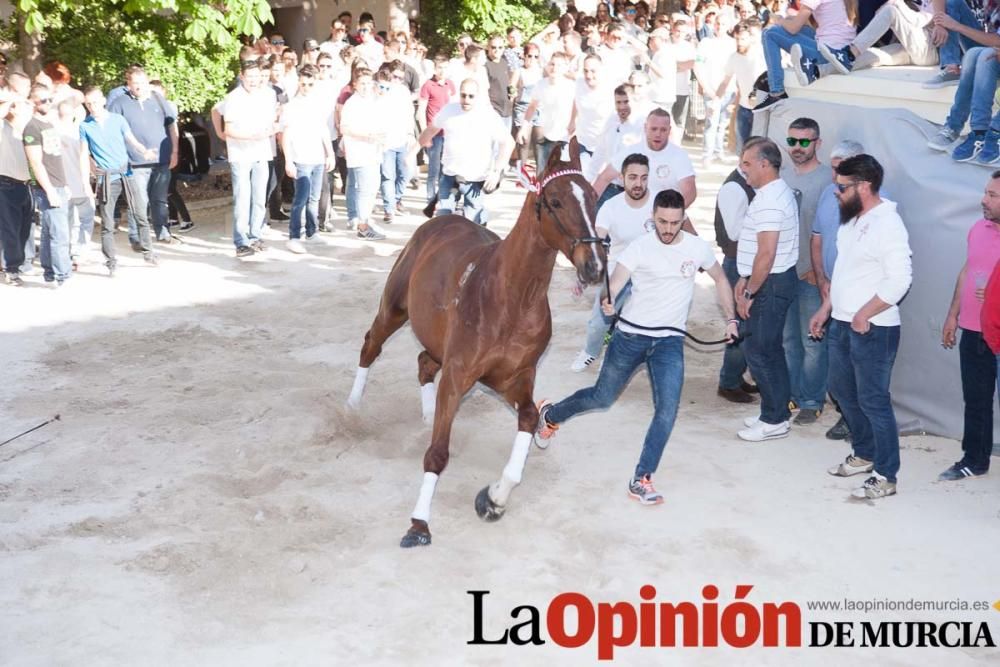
400, 528, 432, 548
474, 485, 506, 522
400, 519, 431, 548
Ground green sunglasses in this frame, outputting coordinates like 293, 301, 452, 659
786, 137, 816, 148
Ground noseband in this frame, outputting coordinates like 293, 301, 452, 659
528, 169, 604, 253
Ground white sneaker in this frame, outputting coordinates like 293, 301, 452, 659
286, 239, 307, 254
827, 455, 874, 477
303, 233, 320, 244
743, 415, 761, 428
851, 473, 896, 499
570, 351, 596, 372
737, 420, 790, 442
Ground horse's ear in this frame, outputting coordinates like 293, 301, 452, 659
543, 140, 565, 176
566, 136, 582, 169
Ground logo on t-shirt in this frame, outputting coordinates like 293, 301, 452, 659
656, 164, 672, 180
644, 217, 655, 232
680, 259, 696, 278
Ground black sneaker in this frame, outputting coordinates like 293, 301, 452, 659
793, 408, 821, 425
752, 92, 788, 113
938, 462, 985, 481
422, 201, 436, 218
176, 221, 195, 233
236, 245, 255, 258
270, 209, 290, 222
825, 416, 851, 441
130, 240, 143, 253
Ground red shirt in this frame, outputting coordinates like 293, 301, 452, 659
981, 259, 1000, 353
419, 78, 455, 126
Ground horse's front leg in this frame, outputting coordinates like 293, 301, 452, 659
475, 373, 540, 522
401, 365, 474, 548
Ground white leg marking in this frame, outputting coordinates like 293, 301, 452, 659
420, 383, 436, 424
346, 366, 369, 409
571, 182, 603, 275
412, 472, 439, 523
489, 431, 533, 507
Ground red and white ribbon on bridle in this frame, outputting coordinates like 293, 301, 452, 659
515, 161, 586, 195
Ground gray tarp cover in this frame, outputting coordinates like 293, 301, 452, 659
759, 99, 995, 441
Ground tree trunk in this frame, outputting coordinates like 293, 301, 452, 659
16, 13, 43, 76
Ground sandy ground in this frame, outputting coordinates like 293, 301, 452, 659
2, 150, 999, 666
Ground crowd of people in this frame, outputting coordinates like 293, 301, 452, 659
0, 2, 998, 500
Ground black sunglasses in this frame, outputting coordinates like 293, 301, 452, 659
270, 39, 285, 45
460, 93, 476, 99
835, 181, 859, 193
786, 137, 816, 148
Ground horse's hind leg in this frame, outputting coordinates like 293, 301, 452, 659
347, 300, 408, 409
417, 351, 441, 424
475, 370, 540, 522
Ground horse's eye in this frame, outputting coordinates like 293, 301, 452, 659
548, 198, 562, 209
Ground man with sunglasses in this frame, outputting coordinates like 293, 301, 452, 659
808, 154, 912, 500
779, 117, 832, 426
269, 34, 286, 57
321, 20, 349, 58
418, 79, 514, 226
355, 19, 384, 71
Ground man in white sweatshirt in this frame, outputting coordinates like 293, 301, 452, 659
809, 154, 912, 500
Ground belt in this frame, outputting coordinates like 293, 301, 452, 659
0, 174, 28, 185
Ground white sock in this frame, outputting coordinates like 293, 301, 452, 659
412, 472, 439, 523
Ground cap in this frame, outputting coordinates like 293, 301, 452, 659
303, 39, 320, 51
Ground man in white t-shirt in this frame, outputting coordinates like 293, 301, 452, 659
339, 68, 387, 240
593, 107, 697, 212
670, 20, 697, 141
570, 152, 654, 372
643, 28, 678, 112
694, 25, 737, 166
214, 60, 278, 257
597, 23, 639, 86
280, 65, 334, 254
314, 51, 342, 231
569, 54, 614, 165
538, 188, 738, 505
734, 137, 800, 441
518, 52, 575, 170
418, 79, 514, 226
376, 70, 415, 224
588, 84, 644, 198
714, 20, 765, 155
808, 154, 912, 500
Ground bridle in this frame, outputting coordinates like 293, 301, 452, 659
521, 166, 604, 253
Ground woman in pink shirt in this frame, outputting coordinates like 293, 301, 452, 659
754, 0, 857, 111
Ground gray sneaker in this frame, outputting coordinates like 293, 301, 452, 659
628, 474, 664, 505
851, 474, 896, 499
357, 225, 386, 241
923, 69, 961, 89
927, 126, 961, 152
828, 455, 874, 477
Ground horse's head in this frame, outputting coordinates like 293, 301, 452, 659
524, 137, 606, 286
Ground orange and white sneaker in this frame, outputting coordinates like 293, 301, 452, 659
628, 474, 664, 505
535, 400, 559, 443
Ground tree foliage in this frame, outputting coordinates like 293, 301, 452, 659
7, 0, 272, 114
419, 0, 558, 58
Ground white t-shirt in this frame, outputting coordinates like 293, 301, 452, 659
831, 200, 912, 327
611, 140, 695, 195
217, 85, 277, 164
802, 0, 858, 49
573, 80, 614, 150
280, 94, 330, 165
597, 192, 654, 271
356, 40, 385, 70
736, 178, 799, 277
588, 115, 644, 181
695, 35, 736, 94
673, 39, 696, 96
313, 78, 340, 141
616, 231, 717, 337
597, 45, 636, 86
530, 77, 575, 141
379, 84, 415, 149
649, 46, 677, 107
724, 47, 766, 109
433, 102, 509, 181
339, 93, 384, 168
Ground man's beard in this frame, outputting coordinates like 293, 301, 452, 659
626, 186, 646, 201
839, 193, 863, 224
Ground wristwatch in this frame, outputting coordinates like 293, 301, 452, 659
742, 288, 755, 301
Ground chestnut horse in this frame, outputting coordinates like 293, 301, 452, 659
347, 139, 606, 547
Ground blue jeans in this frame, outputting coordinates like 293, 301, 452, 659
37, 186, 72, 282
742, 267, 797, 424
381, 145, 408, 212
68, 196, 95, 253
437, 174, 487, 225
939, 0, 984, 68
583, 281, 633, 358
944, 47, 1000, 134
129, 164, 170, 241
230, 160, 269, 249
782, 278, 828, 411
703, 92, 735, 158
426, 133, 444, 204
549, 330, 684, 479
719, 257, 749, 390
346, 164, 380, 225
959, 328, 997, 473
762, 25, 825, 96
827, 320, 901, 483
736, 106, 753, 155
290, 163, 323, 240
0, 177, 32, 276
